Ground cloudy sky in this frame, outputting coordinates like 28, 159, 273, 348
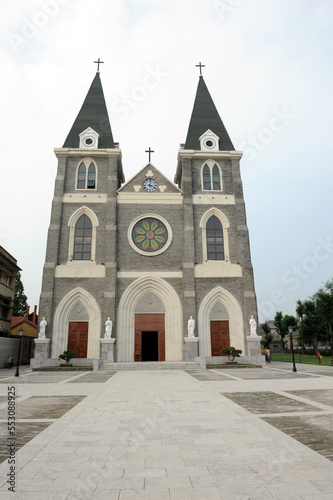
1, 0, 332, 322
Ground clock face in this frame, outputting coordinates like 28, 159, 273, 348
143, 179, 157, 192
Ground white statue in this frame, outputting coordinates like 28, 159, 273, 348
105, 317, 113, 339
38, 317, 47, 339
249, 315, 257, 336
188, 316, 195, 338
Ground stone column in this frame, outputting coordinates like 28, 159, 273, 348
246, 335, 262, 356
184, 337, 199, 361
31, 339, 51, 368
100, 338, 116, 362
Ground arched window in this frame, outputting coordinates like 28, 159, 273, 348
73, 214, 92, 260
76, 159, 97, 190
87, 163, 96, 189
77, 162, 86, 189
203, 164, 211, 190
212, 164, 221, 190
202, 161, 222, 191
206, 215, 224, 260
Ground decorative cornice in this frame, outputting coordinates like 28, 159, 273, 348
54, 148, 122, 158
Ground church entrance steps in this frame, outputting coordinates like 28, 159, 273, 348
100, 361, 200, 371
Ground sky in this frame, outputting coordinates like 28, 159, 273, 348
1, 0, 332, 322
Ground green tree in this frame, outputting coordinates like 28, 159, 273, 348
314, 279, 333, 351
274, 312, 298, 351
296, 299, 306, 354
260, 321, 273, 348
298, 299, 326, 359
13, 271, 28, 316
274, 311, 288, 351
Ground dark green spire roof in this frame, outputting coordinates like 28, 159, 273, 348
63, 73, 115, 148
185, 76, 234, 151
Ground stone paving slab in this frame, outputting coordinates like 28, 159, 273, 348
287, 389, 333, 407
185, 370, 236, 381
263, 414, 333, 461
221, 391, 320, 414
0, 365, 332, 498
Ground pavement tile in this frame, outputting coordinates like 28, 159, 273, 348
0, 365, 333, 499
96, 477, 144, 490
169, 486, 223, 499
217, 484, 273, 499
119, 489, 170, 499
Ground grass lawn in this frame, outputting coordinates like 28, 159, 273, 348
271, 353, 333, 366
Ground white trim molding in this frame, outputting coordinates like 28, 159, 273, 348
201, 159, 223, 192
127, 213, 173, 257
52, 287, 101, 358
198, 286, 245, 357
199, 208, 230, 263
67, 206, 99, 263
117, 276, 183, 362
75, 157, 98, 191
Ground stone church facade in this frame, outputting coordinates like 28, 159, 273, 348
36, 70, 258, 364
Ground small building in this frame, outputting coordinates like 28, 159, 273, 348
11, 305, 38, 337
10, 306, 38, 364
0, 246, 20, 336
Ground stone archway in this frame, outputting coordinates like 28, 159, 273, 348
52, 287, 101, 358
117, 276, 182, 361
198, 286, 245, 357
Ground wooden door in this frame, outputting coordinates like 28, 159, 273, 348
210, 320, 230, 356
68, 322, 88, 358
134, 314, 165, 361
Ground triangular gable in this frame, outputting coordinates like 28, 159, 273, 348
118, 163, 182, 194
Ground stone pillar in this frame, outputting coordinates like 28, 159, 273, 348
246, 336, 262, 356
100, 338, 116, 362
184, 337, 199, 361
32, 339, 51, 367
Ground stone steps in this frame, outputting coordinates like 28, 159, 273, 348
100, 361, 200, 371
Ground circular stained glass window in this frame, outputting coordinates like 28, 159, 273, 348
132, 218, 168, 253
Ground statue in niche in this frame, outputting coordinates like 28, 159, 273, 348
38, 317, 47, 339
187, 316, 195, 337
249, 315, 257, 336
104, 317, 113, 338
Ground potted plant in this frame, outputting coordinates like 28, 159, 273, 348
221, 346, 242, 361
58, 350, 78, 366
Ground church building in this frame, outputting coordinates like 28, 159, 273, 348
36, 66, 258, 365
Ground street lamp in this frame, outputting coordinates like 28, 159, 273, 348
288, 325, 297, 373
15, 327, 24, 377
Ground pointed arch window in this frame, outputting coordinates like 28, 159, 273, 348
212, 164, 221, 190
76, 159, 97, 190
87, 163, 96, 189
73, 214, 92, 260
203, 164, 211, 190
202, 161, 222, 191
77, 163, 86, 189
206, 215, 224, 260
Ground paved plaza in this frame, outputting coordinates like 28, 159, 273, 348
0, 362, 332, 499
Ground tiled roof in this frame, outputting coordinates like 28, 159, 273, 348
11, 317, 37, 329
185, 77, 234, 151
63, 73, 115, 149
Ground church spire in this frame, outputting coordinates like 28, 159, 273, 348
184, 76, 234, 151
63, 72, 115, 149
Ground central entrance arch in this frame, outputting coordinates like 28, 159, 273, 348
117, 276, 182, 362
134, 313, 165, 361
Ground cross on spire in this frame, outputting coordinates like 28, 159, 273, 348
145, 147, 154, 162
94, 58, 104, 73
196, 61, 205, 76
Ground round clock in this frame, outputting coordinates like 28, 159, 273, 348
143, 179, 157, 192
